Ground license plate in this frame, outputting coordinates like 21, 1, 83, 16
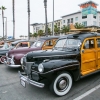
20, 79, 26, 87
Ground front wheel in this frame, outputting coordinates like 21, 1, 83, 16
50, 72, 72, 96
0, 56, 7, 64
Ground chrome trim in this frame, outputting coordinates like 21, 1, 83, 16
18, 71, 44, 88
32, 63, 79, 74
33, 54, 76, 58
4, 60, 21, 68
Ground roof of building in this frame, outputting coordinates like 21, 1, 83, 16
62, 10, 100, 18
62, 11, 81, 18
38, 36, 60, 40
78, 0, 98, 6
31, 23, 43, 26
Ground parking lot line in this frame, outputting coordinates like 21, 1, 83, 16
73, 84, 100, 100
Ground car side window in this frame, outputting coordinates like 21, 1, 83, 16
21, 43, 28, 47
44, 40, 53, 46
97, 38, 100, 48
83, 39, 95, 49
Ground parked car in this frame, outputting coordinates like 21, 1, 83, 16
0, 40, 34, 64
5, 36, 59, 68
19, 32, 100, 96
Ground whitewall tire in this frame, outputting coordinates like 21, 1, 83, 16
50, 72, 72, 96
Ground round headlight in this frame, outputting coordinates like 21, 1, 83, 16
20, 57, 23, 65
38, 64, 44, 73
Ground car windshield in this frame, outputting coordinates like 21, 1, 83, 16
9, 43, 16, 49
54, 39, 81, 51
2, 43, 10, 49
31, 40, 43, 47
54, 39, 67, 50
65, 39, 81, 51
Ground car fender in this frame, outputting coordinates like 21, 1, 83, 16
14, 54, 25, 64
42, 59, 80, 81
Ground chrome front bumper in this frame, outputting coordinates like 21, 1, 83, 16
18, 71, 45, 88
4, 57, 21, 68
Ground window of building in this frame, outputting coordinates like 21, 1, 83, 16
82, 21, 87, 27
71, 18, 73, 23
75, 17, 78, 21
99, 16, 100, 21
99, 22, 100, 26
82, 16, 87, 19
34, 28, 35, 30
93, 21, 96, 25
49, 24, 51, 27
67, 19, 70, 24
93, 16, 96, 19
58, 22, 60, 26
63, 20, 65, 23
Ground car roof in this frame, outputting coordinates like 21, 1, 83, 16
11, 40, 29, 44
38, 36, 60, 41
67, 32, 100, 41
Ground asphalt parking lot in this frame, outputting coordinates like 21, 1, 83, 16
0, 64, 100, 100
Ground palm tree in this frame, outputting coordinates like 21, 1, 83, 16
25, 36, 28, 39
61, 25, 70, 34
27, 0, 30, 40
33, 33, 38, 37
54, 25, 60, 35
30, 33, 33, 37
44, 0, 48, 36
48, 28, 51, 35
12, 0, 15, 39
19, 35, 23, 39
0, 6, 6, 40
74, 23, 84, 29
38, 30, 43, 37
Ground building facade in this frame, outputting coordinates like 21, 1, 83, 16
62, 1, 100, 27
31, 1, 100, 34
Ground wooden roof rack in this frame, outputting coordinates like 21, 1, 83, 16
69, 24, 100, 33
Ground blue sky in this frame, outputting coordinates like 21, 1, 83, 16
0, 0, 100, 38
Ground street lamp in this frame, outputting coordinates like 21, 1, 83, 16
44, 0, 48, 36
4, 17, 7, 39
52, 0, 54, 36
27, 0, 30, 40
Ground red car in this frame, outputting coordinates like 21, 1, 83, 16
4, 36, 59, 68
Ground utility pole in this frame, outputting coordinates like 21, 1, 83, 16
27, 0, 30, 40
12, 0, 15, 39
4, 17, 7, 39
52, 0, 54, 36
44, 0, 48, 36
2, 10, 4, 40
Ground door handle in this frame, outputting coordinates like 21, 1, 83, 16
82, 50, 84, 53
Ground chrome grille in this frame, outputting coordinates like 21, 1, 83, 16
23, 57, 26, 66
7, 57, 11, 63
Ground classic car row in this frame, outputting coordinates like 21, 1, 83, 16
18, 32, 100, 96
0, 39, 34, 63
2, 28, 100, 96
4, 36, 59, 68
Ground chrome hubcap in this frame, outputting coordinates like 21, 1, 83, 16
59, 80, 67, 90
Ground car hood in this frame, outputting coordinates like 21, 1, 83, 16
26, 49, 79, 62
8, 47, 41, 57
